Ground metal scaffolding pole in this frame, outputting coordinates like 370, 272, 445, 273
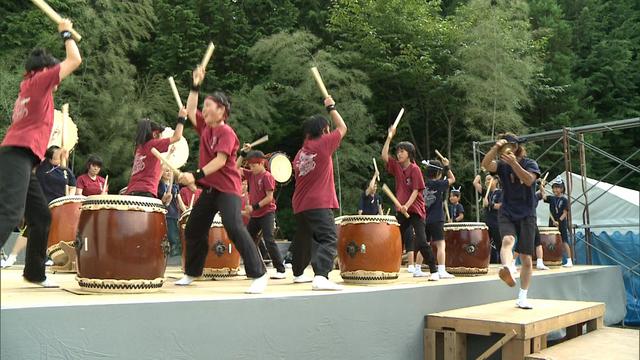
473, 141, 480, 222
578, 133, 592, 264
562, 128, 577, 263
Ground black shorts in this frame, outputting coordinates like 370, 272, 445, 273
425, 221, 444, 242
534, 226, 541, 247
499, 214, 536, 256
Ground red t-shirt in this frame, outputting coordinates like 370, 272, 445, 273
242, 168, 277, 218
126, 138, 171, 196
292, 129, 342, 214
2, 64, 61, 160
179, 186, 202, 208
76, 174, 107, 196
386, 158, 426, 219
195, 111, 242, 196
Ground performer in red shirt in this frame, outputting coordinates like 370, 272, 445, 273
290, 96, 347, 291
175, 66, 267, 294
381, 128, 438, 280
0, 19, 82, 287
125, 107, 186, 197
75, 155, 107, 196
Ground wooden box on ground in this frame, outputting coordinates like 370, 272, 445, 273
424, 299, 605, 360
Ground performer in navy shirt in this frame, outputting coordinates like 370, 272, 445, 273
35, 146, 76, 203
542, 176, 573, 267
482, 133, 540, 309
358, 169, 383, 215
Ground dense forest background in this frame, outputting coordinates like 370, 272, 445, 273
1, 0, 638, 238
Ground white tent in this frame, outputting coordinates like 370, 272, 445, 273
536, 171, 640, 233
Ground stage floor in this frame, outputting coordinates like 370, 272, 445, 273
1, 264, 628, 360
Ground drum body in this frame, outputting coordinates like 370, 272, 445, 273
439, 222, 490, 275
179, 209, 241, 279
538, 226, 563, 266
337, 215, 402, 283
47, 195, 86, 266
75, 195, 169, 293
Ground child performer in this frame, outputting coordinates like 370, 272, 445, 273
542, 176, 573, 267
473, 174, 503, 263
421, 158, 456, 278
176, 66, 267, 294
75, 155, 108, 196
448, 187, 465, 222
381, 128, 438, 280
290, 96, 347, 291
358, 169, 383, 215
482, 133, 540, 309
237, 150, 286, 279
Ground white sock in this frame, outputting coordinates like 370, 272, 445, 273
566, 258, 573, 265
437, 265, 446, 272
536, 258, 544, 266
518, 288, 528, 301
511, 259, 517, 267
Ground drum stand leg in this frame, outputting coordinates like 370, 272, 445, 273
50, 241, 77, 273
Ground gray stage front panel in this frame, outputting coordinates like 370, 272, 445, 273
1, 266, 626, 360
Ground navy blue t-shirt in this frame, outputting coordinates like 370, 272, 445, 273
485, 189, 502, 227
158, 182, 180, 219
448, 203, 465, 222
424, 179, 449, 224
496, 158, 540, 221
544, 195, 568, 222
359, 192, 381, 215
35, 160, 77, 203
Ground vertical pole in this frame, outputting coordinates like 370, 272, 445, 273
578, 133, 592, 264
562, 128, 576, 263
473, 141, 480, 222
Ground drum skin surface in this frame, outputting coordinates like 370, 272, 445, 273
538, 226, 563, 266
47, 195, 85, 265
75, 195, 169, 292
337, 215, 402, 283
438, 222, 490, 275
179, 210, 241, 279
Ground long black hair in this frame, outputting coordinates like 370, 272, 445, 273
303, 115, 329, 140
25, 48, 59, 73
134, 118, 164, 146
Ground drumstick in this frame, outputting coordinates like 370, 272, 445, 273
381, 184, 410, 218
386, 208, 390, 215
391, 108, 405, 130
189, 193, 195, 209
200, 42, 215, 69
151, 148, 181, 178
541, 172, 549, 184
435, 149, 445, 161
249, 135, 269, 148
444, 198, 452, 223
484, 177, 494, 202
61, 103, 69, 149
168, 76, 184, 109
101, 175, 109, 193
372, 158, 380, 181
31, 0, 82, 41
310, 67, 330, 99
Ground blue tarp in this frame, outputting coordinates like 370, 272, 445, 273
575, 231, 640, 326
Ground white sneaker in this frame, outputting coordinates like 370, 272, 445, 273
293, 274, 313, 283
284, 262, 292, 269
270, 271, 286, 280
413, 269, 430, 277
438, 270, 455, 279
45, 259, 53, 266
2, 254, 17, 268
175, 275, 196, 286
429, 272, 440, 281
246, 273, 269, 294
311, 275, 343, 291
516, 298, 534, 309
26, 277, 58, 288
562, 260, 573, 268
407, 264, 416, 273
536, 261, 550, 270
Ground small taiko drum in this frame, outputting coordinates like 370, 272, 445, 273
179, 209, 241, 279
337, 215, 402, 283
538, 226, 563, 267
75, 195, 169, 293
440, 222, 490, 275
46, 195, 86, 266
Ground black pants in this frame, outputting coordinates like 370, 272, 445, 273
488, 224, 502, 263
0, 147, 51, 282
397, 213, 436, 273
292, 209, 337, 278
128, 191, 155, 198
183, 187, 265, 278
247, 212, 285, 273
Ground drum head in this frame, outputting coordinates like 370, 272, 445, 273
48, 108, 78, 150
268, 153, 292, 183
160, 128, 189, 168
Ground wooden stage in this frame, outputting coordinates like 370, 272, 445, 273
1, 264, 629, 359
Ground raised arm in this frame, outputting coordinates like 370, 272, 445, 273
381, 127, 396, 164
365, 170, 378, 196
481, 139, 507, 173
440, 156, 456, 185
169, 107, 187, 144
236, 143, 251, 169
185, 66, 205, 128
58, 19, 82, 81
325, 97, 347, 138
472, 175, 482, 194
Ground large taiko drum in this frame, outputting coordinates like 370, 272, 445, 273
337, 215, 402, 283
179, 209, 241, 279
46, 195, 86, 266
75, 195, 169, 293
440, 222, 490, 275
538, 226, 563, 267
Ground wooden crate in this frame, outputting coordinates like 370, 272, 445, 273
424, 299, 605, 360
